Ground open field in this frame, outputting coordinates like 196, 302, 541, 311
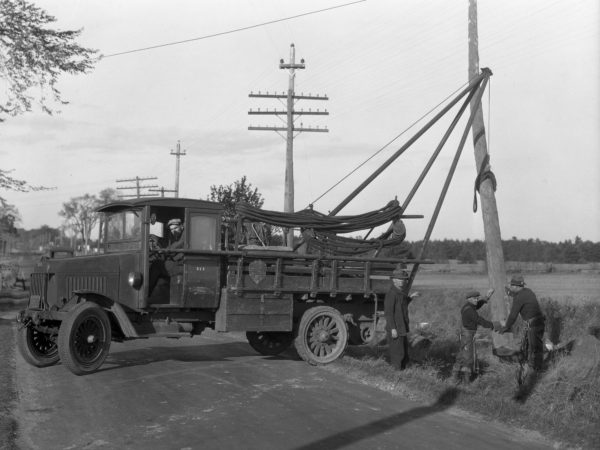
414, 271, 600, 303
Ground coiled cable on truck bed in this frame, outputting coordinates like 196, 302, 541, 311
302, 230, 412, 257
236, 199, 411, 256
236, 199, 402, 233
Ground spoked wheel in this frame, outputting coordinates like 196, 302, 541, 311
360, 323, 373, 344
58, 302, 111, 376
295, 306, 348, 365
246, 331, 294, 356
17, 326, 59, 367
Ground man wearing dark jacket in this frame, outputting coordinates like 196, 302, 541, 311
149, 218, 185, 297
384, 268, 420, 370
500, 275, 545, 374
452, 289, 498, 383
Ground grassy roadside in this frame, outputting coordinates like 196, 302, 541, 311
326, 289, 600, 449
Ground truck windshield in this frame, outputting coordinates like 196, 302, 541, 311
105, 210, 142, 252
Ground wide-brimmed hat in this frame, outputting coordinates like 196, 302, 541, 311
465, 290, 481, 299
510, 275, 525, 287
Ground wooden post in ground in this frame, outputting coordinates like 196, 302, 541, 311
468, 0, 513, 349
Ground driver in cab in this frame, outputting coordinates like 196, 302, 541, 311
148, 218, 185, 297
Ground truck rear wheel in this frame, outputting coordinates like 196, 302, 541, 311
295, 306, 348, 365
246, 331, 294, 356
58, 302, 111, 376
17, 326, 59, 367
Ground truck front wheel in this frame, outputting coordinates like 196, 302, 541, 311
295, 306, 348, 365
58, 302, 112, 376
246, 331, 294, 356
17, 326, 59, 367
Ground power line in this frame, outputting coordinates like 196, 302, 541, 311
102, 0, 367, 58
309, 79, 471, 207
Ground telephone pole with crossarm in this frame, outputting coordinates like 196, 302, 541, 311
249, 43, 329, 246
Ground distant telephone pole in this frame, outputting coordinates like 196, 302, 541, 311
170, 140, 186, 198
249, 43, 329, 246
149, 187, 177, 197
116, 176, 158, 198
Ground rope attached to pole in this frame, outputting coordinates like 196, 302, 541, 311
473, 153, 497, 213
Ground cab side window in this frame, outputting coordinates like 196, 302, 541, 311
189, 215, 216, 250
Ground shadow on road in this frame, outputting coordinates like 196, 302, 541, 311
293, 387, 460, 450
98, 342, 268, 372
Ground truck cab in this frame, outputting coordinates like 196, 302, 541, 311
97, 198, 223, 309
18, 198, 227, 375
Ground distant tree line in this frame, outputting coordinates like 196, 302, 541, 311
407, 236, 600, 263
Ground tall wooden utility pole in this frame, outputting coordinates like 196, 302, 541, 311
249, 43, 329, 246
170, 140, 186, 198
468, 0, 512, 348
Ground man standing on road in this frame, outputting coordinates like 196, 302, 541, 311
452, 289, 499, 383
500, 275, 546, 385
384, 267, 420, 370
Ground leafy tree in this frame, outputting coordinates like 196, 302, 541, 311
0, 0, 91, 210
208, 175, 264, 220
59, 188, 118, 251
0, 168, 49, 202
0, 198, 20, 236
208, 176, 277, 245
97, 188, 118, 206
0, 0, 98, 121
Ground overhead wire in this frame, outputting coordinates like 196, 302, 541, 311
101, 0, 367, 58
309, 78, 471, 207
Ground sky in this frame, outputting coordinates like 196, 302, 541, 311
2, 0, 599, 243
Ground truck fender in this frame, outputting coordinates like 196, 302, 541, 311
70, 292, 139, 339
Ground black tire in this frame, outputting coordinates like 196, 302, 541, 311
17, 326, 59, 367
246, 331, 294, 356
58, 302, 111, 375
294, 306, 348, 365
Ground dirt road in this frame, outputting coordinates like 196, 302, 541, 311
3, 312, 554, 450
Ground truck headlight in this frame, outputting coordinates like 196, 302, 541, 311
128, 272, 143, 289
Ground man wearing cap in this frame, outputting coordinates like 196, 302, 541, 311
500, 275, 545, 376
149, 218, 185, 297
452, 289, 498, 383
164, 218, 185, 269
384, 267, 420, 370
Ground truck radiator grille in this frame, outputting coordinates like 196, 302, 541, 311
66, 276, 108, 296
30, 273, 46, 296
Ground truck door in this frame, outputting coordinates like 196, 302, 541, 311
181, 211, 221, 308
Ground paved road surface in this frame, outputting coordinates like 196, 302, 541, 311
4, 311, 554, 450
